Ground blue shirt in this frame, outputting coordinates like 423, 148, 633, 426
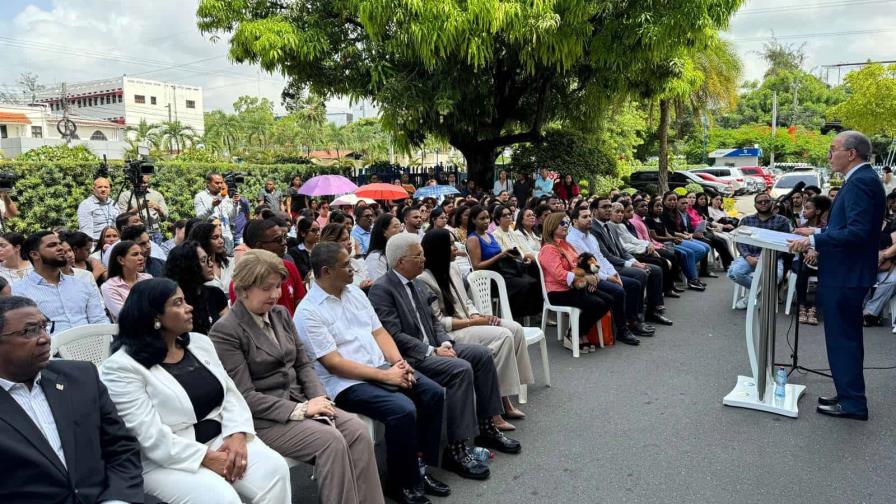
351, 225, 372, 255
533, 175, 554, 198
12, 271, 109, 334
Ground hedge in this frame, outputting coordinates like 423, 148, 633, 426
0, 161, 347, 233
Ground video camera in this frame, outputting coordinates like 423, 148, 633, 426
0, 172, 17, 192
223, 172, 245, 196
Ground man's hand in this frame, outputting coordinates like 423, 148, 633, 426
788, 238, 812, 253
232, 193, 241, 203
745, 255, 759, 267
211, 197, 222, 207
805, 249, 819, 266
305, 396, 336, 418
646, 244, 656, 255
381, 364, 413, 389
793, 227, 816, 237
609, 274, 623, 286
434, 345, 456, 358
693, 232, 705, 240
633, 261, 649, 271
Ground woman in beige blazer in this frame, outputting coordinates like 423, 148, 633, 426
100, 278, 291, 504
209, 249, 383, 504
418, 230, 533, 431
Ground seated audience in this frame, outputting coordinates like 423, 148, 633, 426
492, 205, 537, 262
563, 209, 653, 346
92, 226, 120, 261
288, 217, 320, 280
101, 241, 152, 321
466, 205, 542, 318
296, 242, 448, 504
707, 194, 739, 227
683, 192, 734, 270
165, 241, 230, 334
627, 201, 685, 296
790, 195, 832, 325
427, 206, 450, 233
0, 296, 144, 503
320, 222, 372, 289
101, 278, 291, 504
189, 222, 234, 293
513, 207, 542, 253
728, 193, 792, 308
611, 202, 682, 304
59, 236, 100, 290
352, 205, 375, 255
161, 219, 189, 256
12, 231, 108, 334
63, 230, 106, 283
0, 231, 33, 283
660, 192, 713, 281
210, 249, 382, 504
402, 205, 425, 236
369, 233, 521, 480
366, 213, 402, 282
419, 229, 533, 429
233, 219, 306, 314
645, 198, 706, 291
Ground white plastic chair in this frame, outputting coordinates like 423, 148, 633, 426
784, 271, 817, 316
467, 269, 550, 403
533, 252, 603, 358
732, 284, 747, 309
51, 323, 118, 366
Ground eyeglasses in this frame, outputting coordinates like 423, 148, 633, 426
559, 220, 571, 228
259, 235, 288, 244
2, 320, 54, 340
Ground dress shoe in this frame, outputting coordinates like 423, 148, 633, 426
816, 403, 868, 421
672, 286, 687, 293
616, 332, 641, 345
631, 322, 655, 334
664, 291, 681, 299
863, 314, 881, 327
646, 312, 673, 326
441, 451, 490, 480
701, 271, 719, 278
475, 430, 522, 454
687, 280, 706, 291
387, 486, 431, 504
423, 472, 451, 497
817, 394, 839, 406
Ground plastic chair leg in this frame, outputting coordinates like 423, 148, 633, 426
519, 384, 528, 404
570, 311, 580, 358
539, 338, 551, 387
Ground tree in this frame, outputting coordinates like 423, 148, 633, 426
0, 72, 44, 104
155, 121, 198, 154
197, 0, 744, 186
510, 128, 617, 183
759, 38, 806, 78
827, 63, 896, 138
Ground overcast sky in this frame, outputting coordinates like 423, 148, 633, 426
0, 0, 893, 116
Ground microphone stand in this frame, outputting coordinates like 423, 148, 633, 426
775, 256, 831, 378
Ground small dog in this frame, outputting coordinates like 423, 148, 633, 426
572, 252, 600, 289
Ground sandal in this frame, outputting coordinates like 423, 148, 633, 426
798, 306, 809, 325
564, 327, 590, 354
806, 306, 818, 326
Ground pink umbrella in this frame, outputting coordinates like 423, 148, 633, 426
298, 175, 358, 196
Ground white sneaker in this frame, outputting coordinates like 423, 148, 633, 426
735, 297, 748, 310
892, 326, 896, 334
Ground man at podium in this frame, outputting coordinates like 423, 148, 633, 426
789, 130, 885, 421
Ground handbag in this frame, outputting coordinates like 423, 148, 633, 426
492, 255, 525, 277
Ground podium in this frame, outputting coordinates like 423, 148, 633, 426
722, 226, 806, 417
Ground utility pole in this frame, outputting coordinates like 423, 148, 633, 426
790, 79, 801, 126
769, 92, 778, 170
166, 103, 172, 122
702, 114, 708, 165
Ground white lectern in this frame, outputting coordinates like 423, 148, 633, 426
723, 226, 806, 417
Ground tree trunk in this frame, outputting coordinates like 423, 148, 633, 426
657, 99, 671, 193
457, 144, 500, 190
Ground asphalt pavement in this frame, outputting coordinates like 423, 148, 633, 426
288, 271, 896, 504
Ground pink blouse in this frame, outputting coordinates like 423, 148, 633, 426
631, 214, 664, 248
538, 241, 579, 293
100, 273, 152, 321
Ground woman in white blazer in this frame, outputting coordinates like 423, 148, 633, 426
100, 278, 290, 504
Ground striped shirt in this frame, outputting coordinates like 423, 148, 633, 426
0, 373, 67, 467
11, 271, 109, 334
77, 195, 121, 240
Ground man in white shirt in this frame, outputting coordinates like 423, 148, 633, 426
77, 178, 120, 239
194, 172, 240, 246
401, 206, 424, 236
295, 242, 448, 503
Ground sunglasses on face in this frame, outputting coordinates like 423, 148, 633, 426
559, 220, 571, 228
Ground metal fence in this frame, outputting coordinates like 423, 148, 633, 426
354, 164, 465, 187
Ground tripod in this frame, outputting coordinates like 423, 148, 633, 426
775, 257, 831, 378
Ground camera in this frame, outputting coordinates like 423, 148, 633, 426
0, 172, 16, 192
223, 172, 245, 195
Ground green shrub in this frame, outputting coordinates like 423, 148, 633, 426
684, 183, 704, 195
0, 160, 340, 233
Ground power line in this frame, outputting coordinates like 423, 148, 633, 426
736, 0, 894, 15
730, 27, 896, 42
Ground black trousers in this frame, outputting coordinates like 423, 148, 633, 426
547, 288, 612, 335
697, 231, 733, 269
635, 253, 677, 293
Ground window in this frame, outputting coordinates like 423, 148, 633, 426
117, 95, 122, 103
150, 96, 157, 105
134, 95, 146, 104
31, 126, 43, 138
90, 130, 107, 141
186, 99, 196, 109
0, 125, 7, 139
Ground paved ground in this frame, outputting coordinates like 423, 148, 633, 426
289, 272, 896, 504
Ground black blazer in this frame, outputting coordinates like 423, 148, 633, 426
0, 360, 144, 504
368, 270, 451, 364
590, 220, 634, 268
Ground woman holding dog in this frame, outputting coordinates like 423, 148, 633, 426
537, 212, 616, 353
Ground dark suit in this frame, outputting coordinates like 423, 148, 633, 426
369, 270, 502, 441
591, 219, 661, 312
0, 360, 143, 504
814, 163, 885, 414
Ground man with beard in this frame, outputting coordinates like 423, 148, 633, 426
11, 231, 108, 334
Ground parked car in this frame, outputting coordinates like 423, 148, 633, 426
739, 166, 775, 189
769, 170, 824, 199
629, 170, 733, 197
689, 167, 748, 195
692, 172, 736, 193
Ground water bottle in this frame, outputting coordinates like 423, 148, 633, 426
417, 452, 426, 480
470, 447, 492, 463
774, 366, 787, 400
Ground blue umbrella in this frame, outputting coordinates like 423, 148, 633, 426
413, 185, 460, 199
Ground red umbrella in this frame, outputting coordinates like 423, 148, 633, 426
354, 183, 410, 201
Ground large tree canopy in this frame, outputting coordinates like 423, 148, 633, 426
197, 0, 742, 184
827, 63, 896, 138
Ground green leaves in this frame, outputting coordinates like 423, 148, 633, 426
827, 64, 896, 138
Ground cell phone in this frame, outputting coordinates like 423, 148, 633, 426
507, 247, 521, 257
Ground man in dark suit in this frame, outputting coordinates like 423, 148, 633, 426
590, 197, 667, 325
790, 130, 885, 421
0, 296, 144, 503
368, 233, 521, 480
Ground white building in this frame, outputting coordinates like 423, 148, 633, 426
0, 103, 128, 159
34, 76, 205, 135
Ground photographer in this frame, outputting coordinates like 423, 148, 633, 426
117, 175, 169, 243
77, 177, 120, 239
193, 172, 240, 251
0, 189, 18, 232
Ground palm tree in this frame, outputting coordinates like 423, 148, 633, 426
155, 120, 198, 154
204, 113, 242, 158
125, 119, 162, 150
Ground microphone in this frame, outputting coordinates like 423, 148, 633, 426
776, 180, 806, 206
